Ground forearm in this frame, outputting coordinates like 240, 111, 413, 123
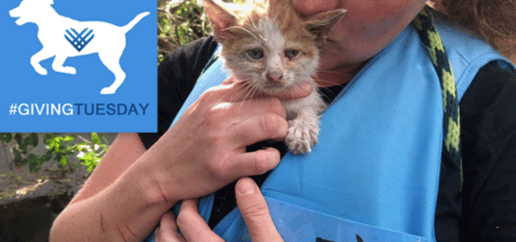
50, 157, 178, 242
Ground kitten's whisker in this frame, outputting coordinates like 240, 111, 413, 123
248, 17, 264, 41
238, 81, 262, 116
238, 85, 253, 115
233, 83, 249, 102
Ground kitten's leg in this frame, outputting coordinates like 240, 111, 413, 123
286, 108, 320, 154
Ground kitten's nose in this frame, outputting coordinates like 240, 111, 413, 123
267, 72, 283, 82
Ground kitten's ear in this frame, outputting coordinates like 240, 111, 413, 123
304, 9, 346, 48
203, 0, 237, 42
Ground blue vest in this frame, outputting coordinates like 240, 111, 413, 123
145, 12, 515, 242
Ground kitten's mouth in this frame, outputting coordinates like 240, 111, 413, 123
264, 82, 286, 88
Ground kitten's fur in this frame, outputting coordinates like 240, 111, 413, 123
203, 0, 345, 154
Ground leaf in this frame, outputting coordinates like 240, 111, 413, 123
41, 152, 53, 162
14, 133, 22, 144
19, 157, 29, 166
29, 133, 39, 147
28, 153, 38, 162
92, 133, 100, 144
29, 160, 40, 172
0, 133, 12, 143
17, 134, 29, 150
28, 154, 40, 172
63, 135, 75, 142
44, 133, 53, 143
60, 156, 68, 167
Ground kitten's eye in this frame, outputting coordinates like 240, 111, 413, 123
285, 49, 300, 59
246, 49, 264, 60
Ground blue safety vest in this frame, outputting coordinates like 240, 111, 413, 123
145, 11, 515, 242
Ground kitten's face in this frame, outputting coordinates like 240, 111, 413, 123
203, 0, 345, 95
222, 17, 319, 95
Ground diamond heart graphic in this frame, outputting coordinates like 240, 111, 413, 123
64, 28, 94, 52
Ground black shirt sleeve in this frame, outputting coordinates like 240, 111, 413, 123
458, 61, 516, 241
434, 61, 516, 242
139, 36, 218, 149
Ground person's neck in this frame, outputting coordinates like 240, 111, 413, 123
314, 62, 365, 87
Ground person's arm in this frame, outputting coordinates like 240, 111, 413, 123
50, 37, 219, 241
50, 133, 174, 241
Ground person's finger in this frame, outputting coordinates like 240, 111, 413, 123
176, 199, 224, 242
225, 147, 281, 178
155, 211, 185, 242
230, 113, 288, 146
236, 178, 283, 242
215, 97, 287, 120
221, 76, 237, 85
271, 81, 313, 101
221, 80, 265, 102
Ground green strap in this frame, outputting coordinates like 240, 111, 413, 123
413, 7, 464, 191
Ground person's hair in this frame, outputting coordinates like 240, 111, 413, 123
432, 0, 516, 61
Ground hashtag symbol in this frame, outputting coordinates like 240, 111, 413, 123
9, 104, 17, 115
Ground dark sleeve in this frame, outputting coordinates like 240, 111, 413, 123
138, 36, 218, 149
458, 61, 516, 241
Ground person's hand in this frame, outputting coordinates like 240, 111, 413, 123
140, 76, 312, 205
155, 177, 283, 242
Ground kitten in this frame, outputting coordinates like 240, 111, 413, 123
203, 0, 345, 154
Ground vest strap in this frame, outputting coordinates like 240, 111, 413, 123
414, 7, 463, 191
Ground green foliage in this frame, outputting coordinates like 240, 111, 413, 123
157, 0, 242, 64
0, 133, 109, 173
158, 0, 212, 64
76, 133, 109, 171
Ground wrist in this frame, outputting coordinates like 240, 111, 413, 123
129, 152, 180, 210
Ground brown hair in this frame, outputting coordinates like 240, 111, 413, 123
432, 0, 516, 61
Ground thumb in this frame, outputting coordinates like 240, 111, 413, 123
235, 178, 283, 242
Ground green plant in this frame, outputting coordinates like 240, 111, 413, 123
158, 0, 212, 64
0, 133, 47, 172
0, 133, 108, 173
76, 133, 109, 171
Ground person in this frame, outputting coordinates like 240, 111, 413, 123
50, 0, 516, 241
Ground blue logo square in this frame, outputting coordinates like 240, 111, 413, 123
1, 0, 157, 132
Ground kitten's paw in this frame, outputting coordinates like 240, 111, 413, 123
286, 116, 319, 154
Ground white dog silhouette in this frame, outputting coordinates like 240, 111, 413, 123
9, 0, 150, 94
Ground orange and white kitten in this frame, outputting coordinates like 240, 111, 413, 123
203, 0, 345, 154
